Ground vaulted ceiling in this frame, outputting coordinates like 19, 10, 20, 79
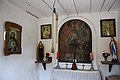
7, 0, 120, 19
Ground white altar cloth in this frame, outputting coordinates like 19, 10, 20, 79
50, 69, 101, 80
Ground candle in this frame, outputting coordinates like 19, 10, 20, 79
57, 52, 60, 59
90, 52, 93, 60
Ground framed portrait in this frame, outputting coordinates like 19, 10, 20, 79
4, 21, 22, 56
41, 24, 51, 39
100, 19, 116, 37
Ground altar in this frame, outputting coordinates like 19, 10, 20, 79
50, 69, 101, 80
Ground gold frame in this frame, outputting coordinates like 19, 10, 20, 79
100, 19, 116, 37
41, 24, 51, 39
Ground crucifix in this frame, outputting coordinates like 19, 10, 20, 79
69, 37, 80, 70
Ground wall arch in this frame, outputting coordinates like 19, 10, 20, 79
57, 16, 97, 64
59, 19, 92, 63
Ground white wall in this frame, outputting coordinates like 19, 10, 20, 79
118, 9, 120, 59
0, 0, 120, 80
0, 0, 39, 80
39, 12, 120, 80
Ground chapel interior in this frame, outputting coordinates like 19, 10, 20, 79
0, 0, 120, 80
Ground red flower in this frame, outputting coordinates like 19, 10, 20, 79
46, 53, 50, 58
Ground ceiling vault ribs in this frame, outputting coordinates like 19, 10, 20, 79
22, 0, 48, 17
7, 0, 120, 18
57, 0, 69, 16
42, 0, 53, 11
73, 0, 79, 15
90, 0, 92, 13
26, 11, 39, 19
100, 0, 106, 12
8, 0, 22, 10
8, 0, 39, 19
108, 0, 117, 12
53, 0, 57, 9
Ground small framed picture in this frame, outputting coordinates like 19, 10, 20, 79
4, 21, 22, 56
100, 19, 116, 37
41, 24, 51, 39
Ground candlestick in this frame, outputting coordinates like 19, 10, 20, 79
55, 52, 60, 69
90, 60, 94, 71
57, 52, 60, 59
66, 63, 68, 69
82, 64, 85, 70
55, 59, 60, 69
90, 52, 94, 70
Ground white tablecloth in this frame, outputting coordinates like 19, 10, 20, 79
50, 69, 101, 80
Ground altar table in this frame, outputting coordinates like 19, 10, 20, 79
50, 69, 101, 80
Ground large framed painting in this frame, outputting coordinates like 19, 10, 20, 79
100, 19, 116, 37
41, 24, 51, 39
4, 21, 22, 56
59, 19, 92, 63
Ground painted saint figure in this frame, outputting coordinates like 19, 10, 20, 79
42, 27, 50, 38
109, 37, 118, 62
8, 32, 18, 51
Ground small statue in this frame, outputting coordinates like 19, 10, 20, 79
109, 37, 118, 62
36, 41, 44, 62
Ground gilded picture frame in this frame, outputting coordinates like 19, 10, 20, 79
100, 19, 116, 37
41, 24, 51, 39
4, 21, 22, 56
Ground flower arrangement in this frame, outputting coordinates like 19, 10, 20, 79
102, 53, 110, 61
46, 53, 50, 58
45, 53, 50, 62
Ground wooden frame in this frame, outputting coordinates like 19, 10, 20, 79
100, 19, 116, 37
41, 24, 51, 39
4, 21, 22, 56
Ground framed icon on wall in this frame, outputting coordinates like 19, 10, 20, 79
100, 19, 116, 37
4, 21, 22, 56
41, 24, 51, 39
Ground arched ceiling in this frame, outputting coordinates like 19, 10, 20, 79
7, 0, 120, 19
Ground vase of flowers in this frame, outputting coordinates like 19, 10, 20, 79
45, 53, 50, 62
102, 53, 110, 61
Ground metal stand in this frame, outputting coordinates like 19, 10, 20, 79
55, 59, 60, 69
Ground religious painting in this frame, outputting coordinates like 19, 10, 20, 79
59, 19, 92, 63
100, 19, 116, 37
4, 21, 22, 56
41, 24, 51, 39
